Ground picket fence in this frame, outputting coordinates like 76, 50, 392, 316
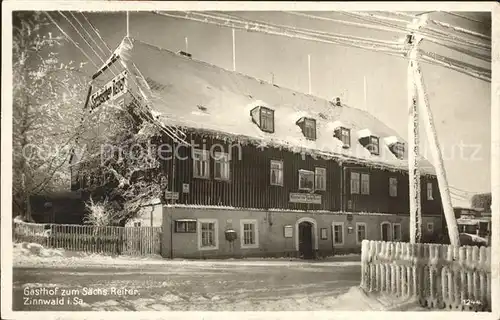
13, 222, 162, 256
360, 240, 491, 311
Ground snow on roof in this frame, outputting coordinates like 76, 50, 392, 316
357, 128, 373, 139
104, 37, 435, 174
384, 136, 402, 146
326, 120, 347, 131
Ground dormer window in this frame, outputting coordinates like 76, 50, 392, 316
296, 117, 316, 140
334, 127, 351, 148
261, 107, 274, 132
367, 136, 380, 155
359, 133, 380, 155
391, 142, 405, 160
251, 106, 275, 133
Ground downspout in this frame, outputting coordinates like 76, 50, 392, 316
170, 140, 176, 259
339, 164, 344, 212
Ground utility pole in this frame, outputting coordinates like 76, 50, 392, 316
363, 76, 367, 112
413, 62, 460, 246
126, 11, 130, 37
405, 14, 460, 246
405, 17, 424, 244
308, 54, 312, 94
232, 28, 236, 71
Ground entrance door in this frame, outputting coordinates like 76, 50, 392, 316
298, 221, 313, 259
381, 223, 390, 241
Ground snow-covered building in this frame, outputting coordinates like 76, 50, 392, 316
75, 37, 445, 258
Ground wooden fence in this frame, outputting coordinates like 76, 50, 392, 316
13, 222, 162, 256
360, 240, 491, 311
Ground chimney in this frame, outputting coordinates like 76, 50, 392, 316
178, 51, 192, 59
334, 97, 341, 107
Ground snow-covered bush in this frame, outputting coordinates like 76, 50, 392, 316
83, 197, 120, 227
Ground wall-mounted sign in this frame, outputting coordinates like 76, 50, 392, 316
320, 228, 328, 240
164, 191, 179, 200
284, 225, 293, 238
182, 183, 190, 193
289, 193, 321, 204
88, 70, 128, 110
347, 200, 353, 210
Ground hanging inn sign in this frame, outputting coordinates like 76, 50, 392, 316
88, 70, 128, 110
289, 192, 322, 204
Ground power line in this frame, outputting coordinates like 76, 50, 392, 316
285, 11, 491, 71
419, 49, 490, 82
290, 11, 489, 51
154, 11, 490, 82
80, 12, 113, 52
66, 13, 188, 144
43, 12, 99, 69
427, 18, 491, 41
286, 11, 410, 36
154, 11, 405, 57
69, 12, 109, 63
59, 12, 108, 68
211, 11, 403, 48
442, 11, 491, 26
341, 11, 490, 51
193, 11, 403, 52
364, 11, 490, 41
450, 186, 485, 195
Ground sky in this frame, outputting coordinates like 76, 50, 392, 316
45, 10, 492, 207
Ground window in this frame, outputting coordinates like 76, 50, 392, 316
333, 222, 344, 245
133, 221, 142, 227
302, 118, 317, 140
193, 149, 210, 179
367, 136, 380, 155
175, 219, 197, 233
427, 182, 434, 200
198, 219, 218, 250
340, 127, 351, 147
389, 177, 398, 197
214, 152, 230, 180
427, 222, 434, 233
260, 107, 274, 133
356, 223, 367, 244
350, 172, 360, 194
240, 219, 259, 249
315, 167, 326, 191
392, 142, 405, 159
270, 160, 284, 186
381, 222, 391, 241
361, 173, 370, 195
298, 169, 314, 190
393, 223, 402, 241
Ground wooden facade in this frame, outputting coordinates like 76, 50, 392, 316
160, 132, 444, 217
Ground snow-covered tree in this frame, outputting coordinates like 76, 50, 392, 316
12, 12, 88, 217
76, 95, 170, 225
471, 193, 492, 213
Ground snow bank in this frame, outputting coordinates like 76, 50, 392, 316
14, 242, 64, 258
327, 286, 425, 311
85, 286, 425, 311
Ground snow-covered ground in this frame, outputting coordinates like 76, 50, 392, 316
12, 243, 425, 311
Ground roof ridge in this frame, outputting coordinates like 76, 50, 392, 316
128, 37, 374, 117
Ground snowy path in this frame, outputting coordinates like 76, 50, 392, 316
13, 256, 364, 311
